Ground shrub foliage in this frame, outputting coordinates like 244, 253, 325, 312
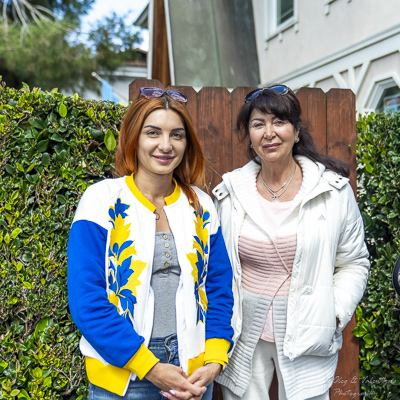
354, 112, 400, 399
0, 80, 126, 399
2, 82, 400, 400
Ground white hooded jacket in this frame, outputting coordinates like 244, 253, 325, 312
213, 156, 370, 362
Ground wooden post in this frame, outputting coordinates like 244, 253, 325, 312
128, 79, 360, 400
151, 0, 171, 87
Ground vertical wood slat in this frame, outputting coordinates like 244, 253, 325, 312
326, 89, 359, 400
197, 87, 232, 190
296, 87, 327, 155
230, 87, 256, 172
326, 89, 357, 193
128, 79, 359, 400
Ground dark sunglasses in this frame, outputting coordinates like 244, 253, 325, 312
139, 87, 188, 103
244, 85, 290, 103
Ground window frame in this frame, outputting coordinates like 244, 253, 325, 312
265, 0, 298, 40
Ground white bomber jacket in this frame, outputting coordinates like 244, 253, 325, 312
212, 156, 370, 360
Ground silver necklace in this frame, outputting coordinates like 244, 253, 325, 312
259, 163, 296, 202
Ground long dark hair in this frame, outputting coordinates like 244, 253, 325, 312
236, 88, 350, 177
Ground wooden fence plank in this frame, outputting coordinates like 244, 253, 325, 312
326, 89, 359, 400
297, 87, 327, 155
326, 89, 357, 192
230, 87, 256, 172
197, 86, 231, 191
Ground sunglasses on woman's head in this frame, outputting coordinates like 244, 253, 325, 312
244, 85, 290, 103
139, 87, 188, 103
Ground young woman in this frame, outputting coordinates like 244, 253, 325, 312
68, 87, 234, 400
213, 85, 370, 400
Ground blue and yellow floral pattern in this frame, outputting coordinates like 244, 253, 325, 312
187, 203, 209, 325
108, 198, 146, 323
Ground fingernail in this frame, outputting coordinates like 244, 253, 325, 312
169, 389, 176, 395
160, 391, 168, 398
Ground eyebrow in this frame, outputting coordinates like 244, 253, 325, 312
250, 118, 265, 123
143, 125, 185, 132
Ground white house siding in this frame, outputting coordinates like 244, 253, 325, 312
252, 0, 400, 113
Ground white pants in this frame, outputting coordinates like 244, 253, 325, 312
221, 340, 330, 400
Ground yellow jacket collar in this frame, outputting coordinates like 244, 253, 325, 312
125, 174, 181, 212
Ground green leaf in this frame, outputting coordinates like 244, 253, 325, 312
363, 333, 374, 345
17, 389, 31, 399
0, 360, 8, 374
5, 164, 16, 174
392, 365, 400, 374
8, 297, 19, 305
28, 118, 45, 130
56, 195, 66, 204
87, 107, 95, 120
21, 253, 32, 262
32, 367, 42, 379
42, 153, 51, 165
50, 133, 64, 142
352, 325, 368, 337
49, 112, 57, 123
26, 162, 35, 172
37, 140, 49, 153
104, 129, 116, 151
59, 103, 67, 118
23, 281, 32, 289
17, 163, 24, 172
369, 354, 382, 366
10, 190, 19, 202
10, 389, 20, 396
11, 228, 22, 239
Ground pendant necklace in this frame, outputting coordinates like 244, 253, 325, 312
259, 163, 296, 202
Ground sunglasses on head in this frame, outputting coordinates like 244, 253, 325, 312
244, 85, 290, 103
139, 87, 188, 103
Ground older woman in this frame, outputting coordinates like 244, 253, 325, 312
67, 87, 234, 400
213, 85, 369, 400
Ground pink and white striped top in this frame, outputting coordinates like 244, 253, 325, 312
239, 194, 298, 342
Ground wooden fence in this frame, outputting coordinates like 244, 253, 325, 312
129, 78, 360, 400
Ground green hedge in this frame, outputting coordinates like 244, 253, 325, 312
354, 112, 400, 399
2, 82, 400, 400
0, 80, 126, 399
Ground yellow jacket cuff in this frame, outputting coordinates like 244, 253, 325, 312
124, 343, 159, 380
204, 338, 230, 366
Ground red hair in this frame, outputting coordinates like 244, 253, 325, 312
116, 96, 206, 206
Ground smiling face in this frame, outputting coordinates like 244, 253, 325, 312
249, 109, 299, 166
136, 109, 187, 180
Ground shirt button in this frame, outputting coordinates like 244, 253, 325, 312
165, 252, 170, 258
164, 262, 170, 268
163, 234, 168, 240
161, 269, 168, 274
165, 243, 170, 248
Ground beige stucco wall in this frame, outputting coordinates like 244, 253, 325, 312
253, 0, 400, 83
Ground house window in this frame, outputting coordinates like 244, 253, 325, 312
363, 76, 400, 114
277, 0, 294, 25
377, 87, 400, 113
265, 0, 297, 42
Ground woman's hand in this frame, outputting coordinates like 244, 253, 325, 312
145, 362, 206, 399
187, 362, 222, 388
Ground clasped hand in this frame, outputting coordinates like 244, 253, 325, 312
145, 362, 221, 400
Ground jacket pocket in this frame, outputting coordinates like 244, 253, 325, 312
291, 285, 340, 357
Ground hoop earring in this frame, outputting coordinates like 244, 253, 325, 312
295, 137, 300, 143
250, 143, 253, 148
